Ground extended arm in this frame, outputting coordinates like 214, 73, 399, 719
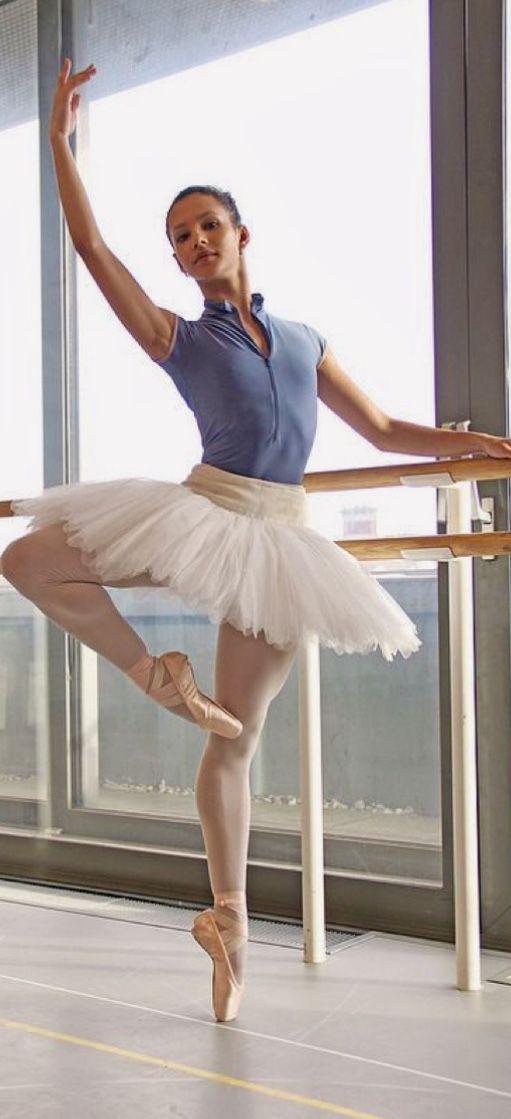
317, 345, 511, 459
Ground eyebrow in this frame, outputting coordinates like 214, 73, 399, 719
173, 210, 219, 233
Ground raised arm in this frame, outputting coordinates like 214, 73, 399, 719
49, 58, 176, 361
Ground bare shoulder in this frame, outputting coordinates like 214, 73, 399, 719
150, 308, 179, 362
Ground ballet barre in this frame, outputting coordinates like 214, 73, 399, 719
300, 454, 511, 990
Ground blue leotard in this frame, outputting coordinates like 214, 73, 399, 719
153, 292, 327, 484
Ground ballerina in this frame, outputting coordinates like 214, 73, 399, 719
3, 58, 511, 1023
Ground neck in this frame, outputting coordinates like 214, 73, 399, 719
198, 255, 253, 316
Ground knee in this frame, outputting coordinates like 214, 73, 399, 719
240, 708, 268, 739
0, 535, 37, 588
206, 706, 267, 762
227, 708, 268, 759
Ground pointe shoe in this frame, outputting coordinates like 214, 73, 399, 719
191, 906, 248, 1022
145, 652, 243, 739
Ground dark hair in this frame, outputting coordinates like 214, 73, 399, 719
166, 185, 242, 246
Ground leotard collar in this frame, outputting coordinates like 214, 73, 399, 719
201, 292, 264, 316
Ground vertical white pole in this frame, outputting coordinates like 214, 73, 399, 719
446, 481, 482, 990
298, 633, 326, 963
35, 615, 52, 831
80, 644, 100, 805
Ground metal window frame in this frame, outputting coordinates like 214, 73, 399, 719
462, 0, 511, 950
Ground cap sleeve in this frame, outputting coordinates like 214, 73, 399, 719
303, 323, 328, 365
152, 315, 195, 410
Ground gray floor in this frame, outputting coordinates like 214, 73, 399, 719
0, 885, 510, 1118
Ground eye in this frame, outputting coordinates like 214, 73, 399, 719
177, 220, 218, 243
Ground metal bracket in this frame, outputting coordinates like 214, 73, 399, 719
435, 422, 493, 557
400, 421, 497, 560
479, 496, 496, 560
437, 480, 493, 526
400, 547, 454, 561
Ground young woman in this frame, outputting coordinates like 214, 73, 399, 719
3, 60, 511, 1023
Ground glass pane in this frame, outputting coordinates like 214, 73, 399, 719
0, 0, 48, 811
70, 0, 440, 882
291, 0, 441, 872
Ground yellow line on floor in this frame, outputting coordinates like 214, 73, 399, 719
0, 1017, 388, 1119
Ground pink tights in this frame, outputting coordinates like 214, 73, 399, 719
0, 523, 298, 982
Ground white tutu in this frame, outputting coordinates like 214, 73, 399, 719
11, 461, 421, 662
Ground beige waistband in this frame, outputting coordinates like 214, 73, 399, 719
181, 463, 308, 526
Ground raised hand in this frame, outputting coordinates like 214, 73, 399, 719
50, 57, 96, 142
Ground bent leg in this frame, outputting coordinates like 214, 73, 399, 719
0, 524, 250, 729
194, 620, 298, 981
0, 522, 169, 671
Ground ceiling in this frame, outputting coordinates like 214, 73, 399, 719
0, 0, 392, 129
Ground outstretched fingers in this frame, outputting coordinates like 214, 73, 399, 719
57, 58, 96, 89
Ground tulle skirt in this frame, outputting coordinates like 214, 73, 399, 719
10, 462, 421, 661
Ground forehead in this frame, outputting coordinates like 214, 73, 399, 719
170, 197, 223, 232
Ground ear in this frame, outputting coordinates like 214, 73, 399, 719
239, 224, 250, 251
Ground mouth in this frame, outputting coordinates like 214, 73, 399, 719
195, 252, 217, 263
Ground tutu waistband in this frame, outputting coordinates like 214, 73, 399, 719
181, 463, 308, 527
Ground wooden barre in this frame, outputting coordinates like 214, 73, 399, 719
337, 531, 511, 560
303, 456, 511, 492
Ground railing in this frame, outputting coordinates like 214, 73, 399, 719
298, 455, 511, 993
2, 454, 511, 991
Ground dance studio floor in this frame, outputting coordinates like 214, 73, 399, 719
0, 882, 510, 1118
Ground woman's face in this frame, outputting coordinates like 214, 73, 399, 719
168, 194, 246, 280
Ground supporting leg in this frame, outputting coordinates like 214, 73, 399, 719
194, 620, 298, 985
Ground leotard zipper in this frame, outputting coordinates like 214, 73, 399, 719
242, 312, 279, 443
265, 357, 279, 442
